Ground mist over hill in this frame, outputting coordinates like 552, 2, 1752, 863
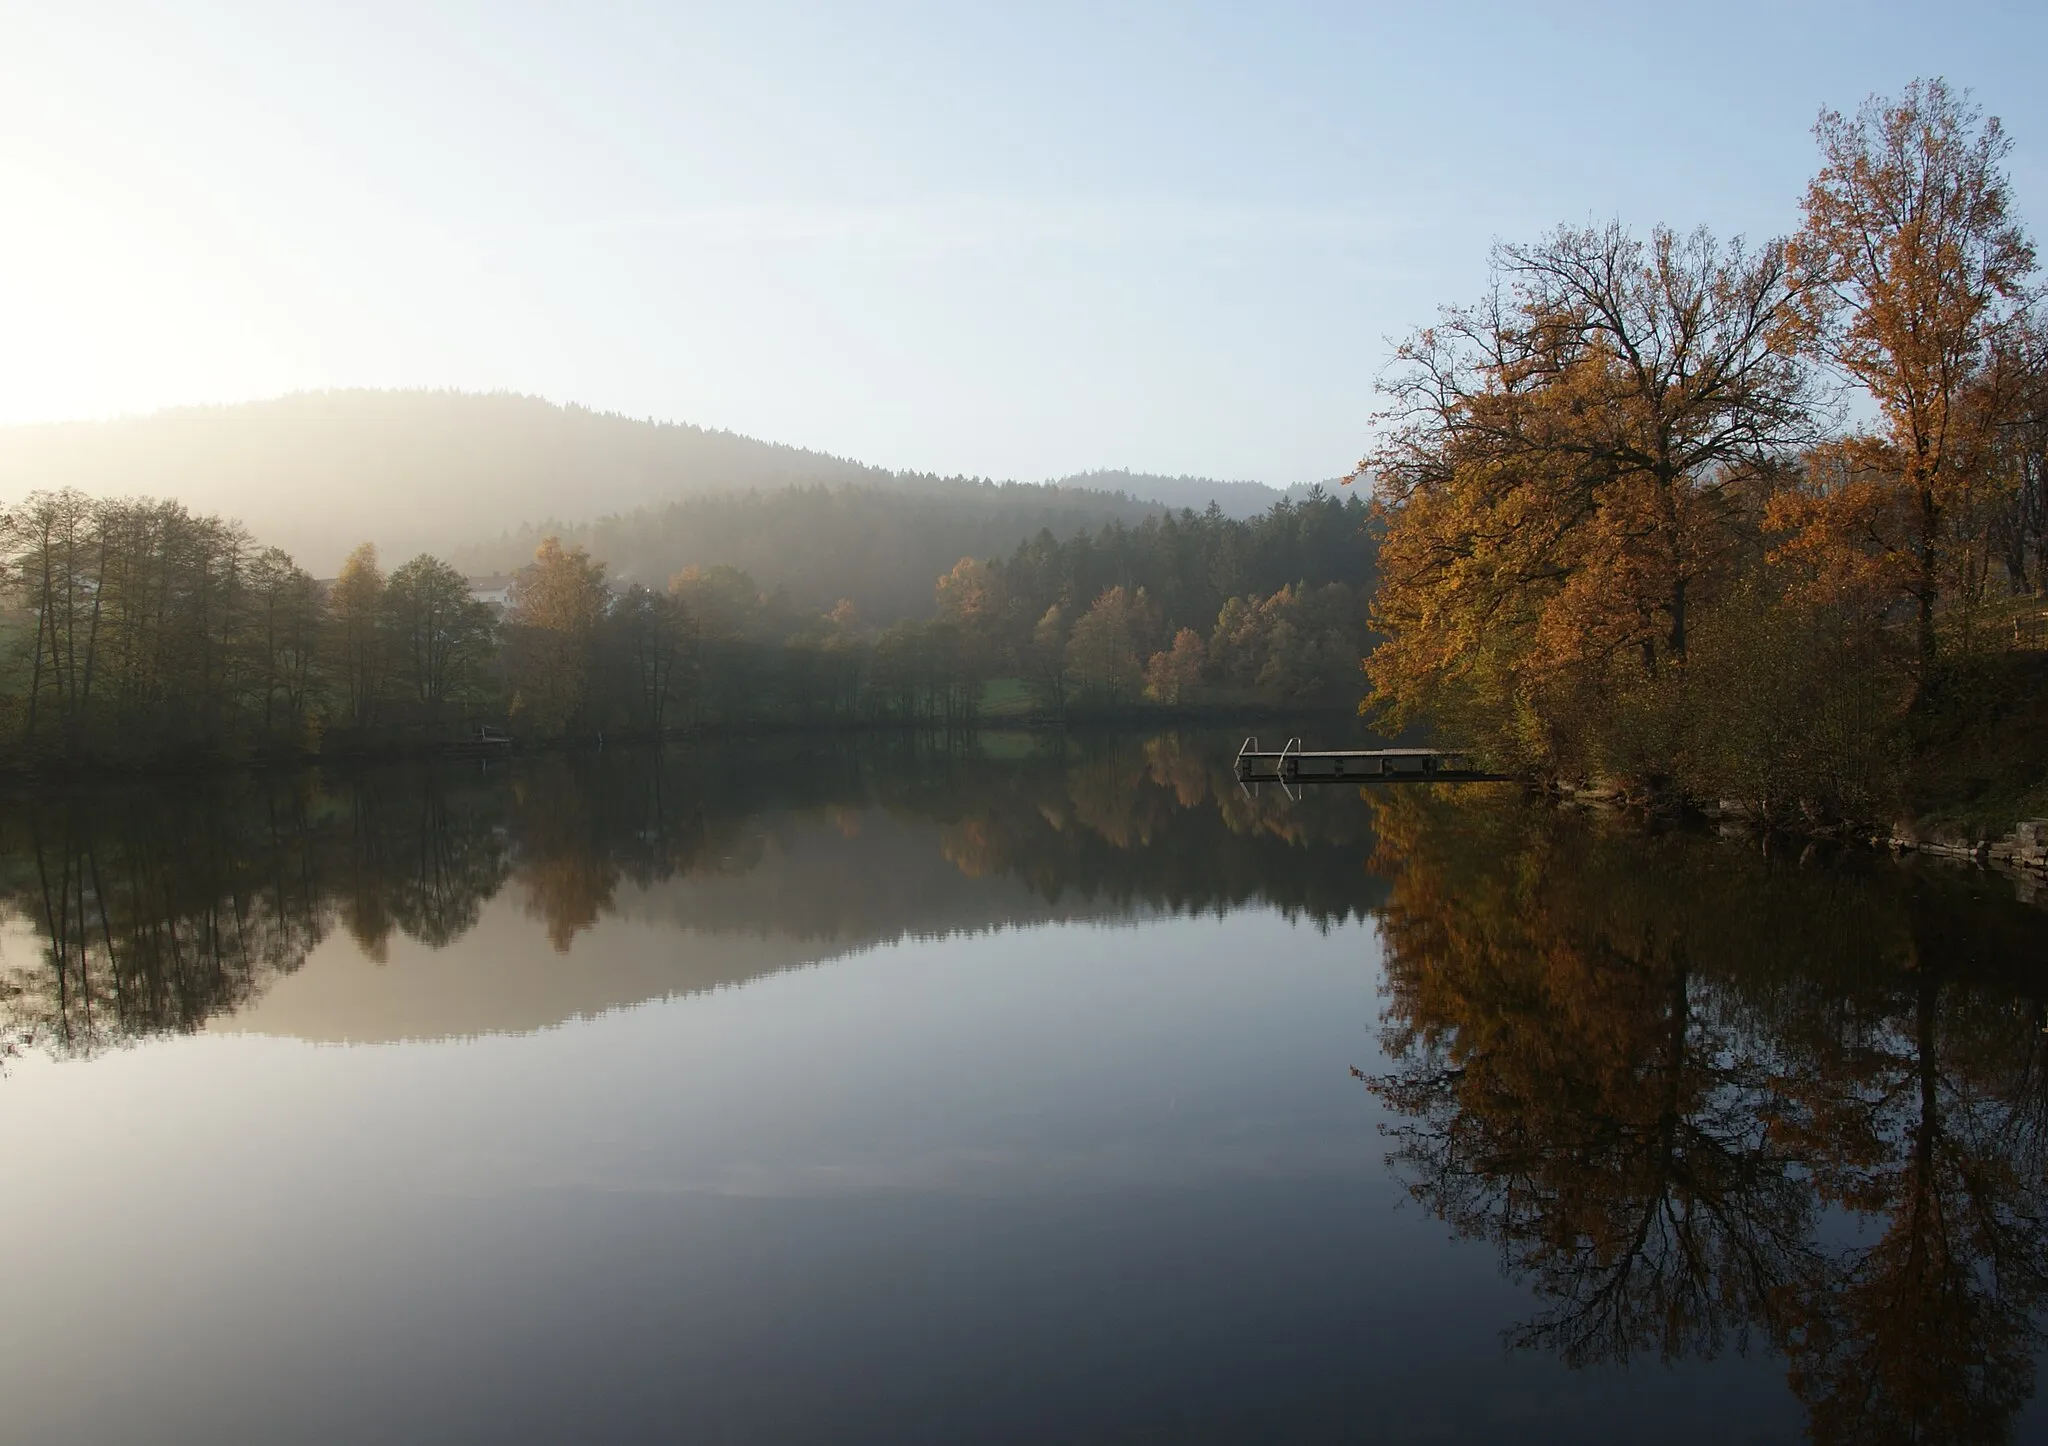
0, 391, 1315, 575
0, 390, 890, 573
454, 481, 1172, 623
1049, 470, 1327, 517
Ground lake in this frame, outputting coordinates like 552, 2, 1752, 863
2, 732, 2045, 1444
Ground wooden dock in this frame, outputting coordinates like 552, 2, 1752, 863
1234, 737, 1501, 784
438, 725, 516, 758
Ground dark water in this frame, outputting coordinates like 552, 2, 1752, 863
2, 733, 2045, 1445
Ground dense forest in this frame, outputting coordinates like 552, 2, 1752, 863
452, 478, 1175, 622
0, 483, 1376, 769
1365, 80, 2048, 827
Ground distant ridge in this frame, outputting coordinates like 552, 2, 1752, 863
0, 390, 1328, 573
0, 390, 889, 573
1049, 469, 1292, 519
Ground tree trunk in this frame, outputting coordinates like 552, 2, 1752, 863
1916, 484, 1941, 677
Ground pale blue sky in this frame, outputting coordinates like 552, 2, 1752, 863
3, 1, 2044, 484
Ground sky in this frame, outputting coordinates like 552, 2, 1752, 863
2, 1, 2046, 485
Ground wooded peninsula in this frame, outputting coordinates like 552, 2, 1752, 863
1365, 80, 2048, 835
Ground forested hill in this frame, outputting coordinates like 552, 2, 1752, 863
452, 480, 1173, 623
0, 390, 1302, 574
0, 391, 889, 573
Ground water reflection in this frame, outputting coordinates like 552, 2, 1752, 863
1363, 788, 2048, 1445
4, 737, 2045, 1440
0, 734, 1382, 1055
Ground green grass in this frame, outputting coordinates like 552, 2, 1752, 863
978, 677, 1038, 719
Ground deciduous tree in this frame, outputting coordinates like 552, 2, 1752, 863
1787, 78, 2038, 672
384, 554, 497, 721
1363, 222, 1813, 768
328, 542, 386, 728
507, 537, 609, 734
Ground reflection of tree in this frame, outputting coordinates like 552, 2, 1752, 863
1142, 735, 1210, 809
512, 762, 618, 952
504, 753, 728, 952
0, 772, 515, 1051
888, 732, 1388, 920
1066, 741, 1167, 849
334, 769, 516, 960
940, 818, 1000, 879
1368, 790, 1815, 1364
1365, 788, 2048, 1442
387, 777, 509, 947
0, 730, 1397, 1049
1773, 948, 2048, 1444
0, 790, 328, 1056
339, 778, 397, 962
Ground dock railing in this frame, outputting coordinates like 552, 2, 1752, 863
1233, 743, 1499, 785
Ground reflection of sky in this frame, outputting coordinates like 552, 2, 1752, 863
0, 909, 1809, 1443
0, 912, 44, 972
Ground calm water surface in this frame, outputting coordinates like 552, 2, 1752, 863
2, 734, 2044, 1444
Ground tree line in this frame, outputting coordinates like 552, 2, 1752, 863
0, 482, 1379, 767
455, 476, 1194, 624
1364, 79, 2048, 823
586, 484, 1381, 730
0, 490, 510, 765
937, 485, 1380, 714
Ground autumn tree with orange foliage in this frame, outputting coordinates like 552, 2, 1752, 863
1361, 222, 1812, 775
1779, 79, 2038, 674
506, 536, 611, 733
1360, 81, 2045, 820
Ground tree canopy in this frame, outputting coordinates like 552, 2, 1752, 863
1361, 79, 2048, 818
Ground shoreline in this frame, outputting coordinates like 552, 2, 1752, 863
0, 703, 1368, 791
1545, 779, 2048, 905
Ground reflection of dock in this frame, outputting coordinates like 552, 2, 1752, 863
1234, 737, 1502, 784
438, 725, 516, 758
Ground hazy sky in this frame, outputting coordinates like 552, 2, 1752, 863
3, 1, 2045, 484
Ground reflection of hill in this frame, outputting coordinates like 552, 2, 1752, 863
229, 811, 1144, 1044
610, 811, 1142, 943
0, 736, 1382, 1053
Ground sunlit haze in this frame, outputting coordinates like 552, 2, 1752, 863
5, 1, 2043, 482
